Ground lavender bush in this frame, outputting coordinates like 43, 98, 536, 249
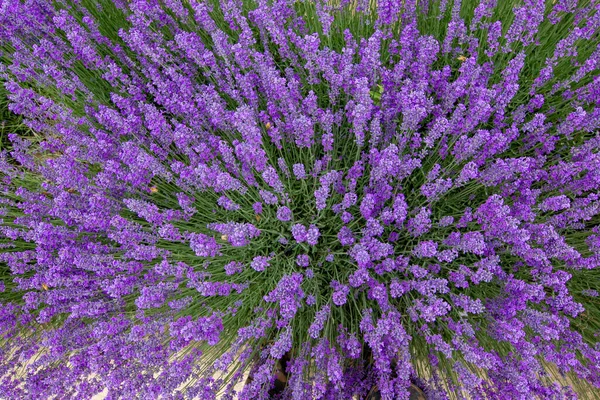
1, 0, 600, 398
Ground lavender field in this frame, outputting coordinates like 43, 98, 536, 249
1, 0, 600, 399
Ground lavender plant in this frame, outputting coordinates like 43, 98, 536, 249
1, 0, 600, 399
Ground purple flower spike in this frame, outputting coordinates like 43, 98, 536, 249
277, 206, 292, 221
306, 224, 320, 246
291, 223, 307, 243
296, 254, 310, 267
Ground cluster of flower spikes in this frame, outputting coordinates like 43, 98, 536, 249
1, 0, 600, 399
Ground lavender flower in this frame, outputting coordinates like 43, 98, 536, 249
306, 224, 321, 246
276, 206, 292, 222
1, 1, 600, 398
296, 254, 310, 267
291, 223, 307, 243
250, 255, 271, 272
292, 163, 306, 180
